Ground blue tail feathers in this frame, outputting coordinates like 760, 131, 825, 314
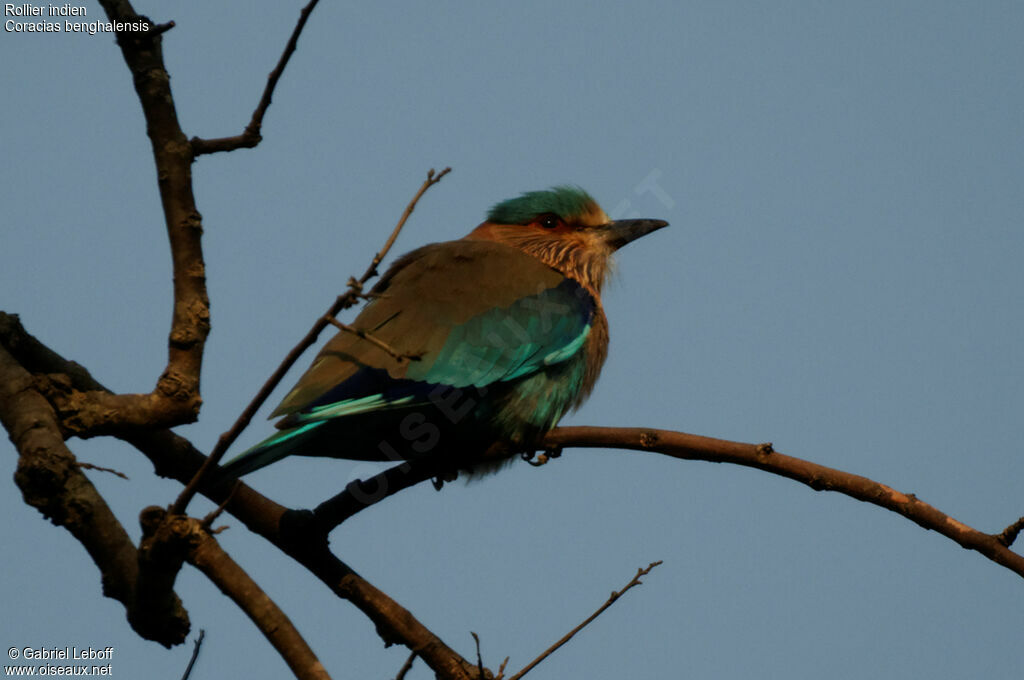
220, 421, 328, 477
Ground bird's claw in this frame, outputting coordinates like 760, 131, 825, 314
522, 446, 562, 467
431, 469, 458, 490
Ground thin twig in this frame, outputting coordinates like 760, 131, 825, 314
394, 652, 416, 680
508, 561, 662, 680
471, 632, 486, 679
200, 481, 239, 529
363, 167, 451, 281
324, 315, 422, 363
150, 20, 176, 36
179, 629, 205, 680
76, 461, 129, 480
191, 0, 322, 155
169, 168, 450, 515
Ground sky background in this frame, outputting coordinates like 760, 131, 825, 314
3, 1, 1024, 678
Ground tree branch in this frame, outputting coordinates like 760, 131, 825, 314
0, 315, 479, 678
544, 426, 1024, 580
394, 652, 417, 680
179, 629, 204, 680
0, 342, 189, 646
50, 0, 212, 433
191, 0, 323, 155
309, 456, 452, 531
507, 561, 662, 680
10, 310, 1024, 675
184, 515, 333, 680
138, 506, 330, 679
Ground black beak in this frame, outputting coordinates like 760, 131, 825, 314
599, 218, 669, 251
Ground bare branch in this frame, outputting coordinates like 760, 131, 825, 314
363, 167, 452, 281
471, 632, 486, 679
76, 461, 130, 480
394, 652, 417, 680
191, 0, 323, 155
3, 315, 478, 677
544, 426, 1024, 580
19, 306, 1022, 672
508, 561, 663, 680
185, 517, 332, 680
62, 0, 212, 432
170, 167, 450, 515
179, 629, 204, 680
140, 506, 331, 678
200, 481, 239, 529
0, 342, 189, 646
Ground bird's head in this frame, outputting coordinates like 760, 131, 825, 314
467, 186, 668, 294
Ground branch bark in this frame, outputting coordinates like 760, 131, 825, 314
40, 0, 213, 435
141, 510, 332, 680
0, 314, 480, 679
0, 342, 189, 646
543, 426, 1024, 580
7, 307, 1024, 678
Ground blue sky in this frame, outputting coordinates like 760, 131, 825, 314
3, 2, 1024, 678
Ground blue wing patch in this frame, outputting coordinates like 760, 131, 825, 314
291, 278, 594, 424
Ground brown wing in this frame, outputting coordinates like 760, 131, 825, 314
270, 239, 566, 418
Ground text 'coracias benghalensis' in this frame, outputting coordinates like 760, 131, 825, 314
222, 186, 667, 477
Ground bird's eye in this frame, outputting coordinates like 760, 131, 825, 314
539, 214, 560, 229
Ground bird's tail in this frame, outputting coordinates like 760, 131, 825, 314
219, 421, 327, 477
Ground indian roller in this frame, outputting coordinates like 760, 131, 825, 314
223, 186, 667, 477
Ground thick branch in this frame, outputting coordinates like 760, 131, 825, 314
54, 0, 211, 432
177, 513, 332, 680
0, 343, 189, 646
18, 311, 1022, 670
0, 316, 478, 678
310, 456, 452, 531
137, 506, 329, 678
544, 426, 1024, 580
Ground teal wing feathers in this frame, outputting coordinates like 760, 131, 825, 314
221, 239, 596, 475
273, 239, 594, 421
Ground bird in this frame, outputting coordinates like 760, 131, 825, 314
222, 186, 667, 478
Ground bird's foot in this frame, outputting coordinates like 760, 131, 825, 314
522, 446, 562, 467
431, 469, 458, 491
